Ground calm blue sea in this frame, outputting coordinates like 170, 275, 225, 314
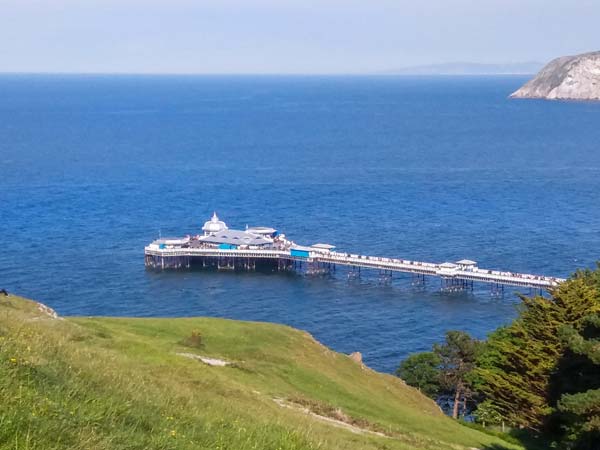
2, 75, 600, 373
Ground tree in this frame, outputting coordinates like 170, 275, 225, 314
396, 352, 441, 398
397, 332, 480, 418
434, 331, 481, 419
555, 314, 600, 449
473, 267, 600, 432
473, 400, 503, 428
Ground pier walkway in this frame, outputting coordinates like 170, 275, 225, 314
144, 246, 564, 290
311, 252, 563, 289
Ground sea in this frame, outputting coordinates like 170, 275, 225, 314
1, 74, 600, 373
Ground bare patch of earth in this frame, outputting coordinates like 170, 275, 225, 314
272, 397, 388, 438
176, 352, 231, 366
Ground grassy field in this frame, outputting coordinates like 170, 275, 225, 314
0, 294, 523, 450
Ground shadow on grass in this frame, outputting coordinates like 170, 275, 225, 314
460, 422, 549, 450
479, 434, 550, 450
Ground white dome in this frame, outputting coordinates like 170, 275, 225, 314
202, 212, 228, 235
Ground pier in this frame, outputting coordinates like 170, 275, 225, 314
145, 213, 565, 293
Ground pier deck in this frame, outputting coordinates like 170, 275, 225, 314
145, 213, 565, 291
144, 246, 564, 290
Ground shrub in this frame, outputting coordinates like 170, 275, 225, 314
181, 330, 203, 349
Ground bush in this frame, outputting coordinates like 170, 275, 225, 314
181, 330, 203, 348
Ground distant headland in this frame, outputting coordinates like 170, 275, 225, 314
510, 50, 600, 101
384, 61, 543, 76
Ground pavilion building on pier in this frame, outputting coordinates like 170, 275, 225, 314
148, 212, 281, 251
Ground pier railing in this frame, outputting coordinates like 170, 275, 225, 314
317, 252, 562, 288
144, 247, 290, 259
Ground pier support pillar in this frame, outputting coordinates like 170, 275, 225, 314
411, 273, 425, 288
278, 258, 292, 272
378, 270, 392, 286
348, 266, 361, 281
440, 277, 470, 293
491, 283, 505, 297
306, 261, 330, 276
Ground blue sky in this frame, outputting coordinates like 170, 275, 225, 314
1, 0, 598, 74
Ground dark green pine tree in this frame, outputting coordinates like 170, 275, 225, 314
473, 268, 600, 431
554, 314, 600, 449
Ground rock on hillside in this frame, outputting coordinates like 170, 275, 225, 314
510, 51, 600, 101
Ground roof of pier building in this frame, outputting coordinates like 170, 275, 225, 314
311, 243, 336, 250
202, 212, 228, 235
246, 226, 277, 235
456, 259, 477, 266
200, 229, 273, 246
155, 237, 190, 246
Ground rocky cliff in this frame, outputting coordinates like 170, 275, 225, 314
510, 51, 600, 100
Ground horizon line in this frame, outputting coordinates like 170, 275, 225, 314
0, 71, 536, 77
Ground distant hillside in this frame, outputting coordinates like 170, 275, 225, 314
0, 294, 522, 450
511, 51, 600, 100
387, 62, 543, 75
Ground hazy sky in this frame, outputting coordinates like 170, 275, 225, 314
1, 0, 598, 74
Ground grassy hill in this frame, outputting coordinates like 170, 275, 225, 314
0, 294, 522, 450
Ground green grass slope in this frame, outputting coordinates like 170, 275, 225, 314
0, 294, 521, 450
